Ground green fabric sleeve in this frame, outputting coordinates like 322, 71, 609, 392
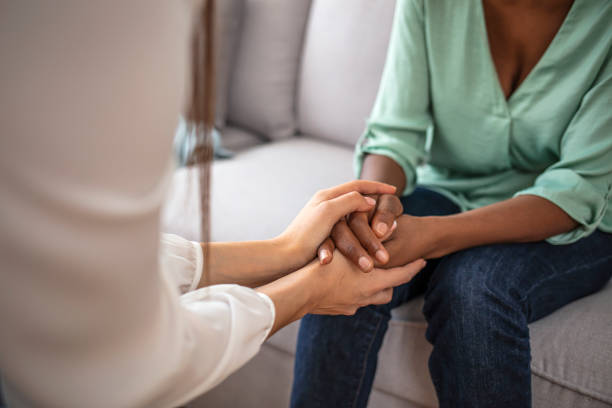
514, 52, 612, 244
354, 0, 432, 196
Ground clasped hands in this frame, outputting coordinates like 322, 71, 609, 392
272, 181, 435, 316
316, 191, 440, 273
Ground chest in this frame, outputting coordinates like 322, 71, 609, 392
482, 0, 574, 99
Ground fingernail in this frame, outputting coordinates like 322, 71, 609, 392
358, 256, 372, 271
375, 249, 388, 263
376, 223, 388, 236
320, 249, 330, 262
365, 197, 376, 206
391, 220, 398, 231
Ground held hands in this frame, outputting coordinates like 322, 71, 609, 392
308, 250, 426, 315
276, 181, 397, 269
317, 193, 404, 271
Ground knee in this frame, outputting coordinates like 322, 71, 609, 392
423, 247, 527, 341
423, 258, 485, 323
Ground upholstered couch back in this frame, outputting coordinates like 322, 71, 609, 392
216, 0, 397, 146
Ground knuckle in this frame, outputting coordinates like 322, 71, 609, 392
348, 214, 364, 229
315, 188, 330, 200
343, 243, 359, 259
317, 200, 331, 214
332, 221, 348, 239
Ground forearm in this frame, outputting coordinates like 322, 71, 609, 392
198, 237, 300, 288
256, 261, 318, 337
360, 154, 406, 195
428, 195, 579, 258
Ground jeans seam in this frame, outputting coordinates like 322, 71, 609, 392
351, 314, 383, 408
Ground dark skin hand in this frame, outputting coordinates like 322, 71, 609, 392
317, 156, 405, 271
319, 0, 578, 271
323, 154, 578, 270
381, 195, 579, 269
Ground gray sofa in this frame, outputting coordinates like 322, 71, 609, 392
162, 1, 612, 407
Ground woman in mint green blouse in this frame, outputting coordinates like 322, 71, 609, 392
292, 1, 612, 407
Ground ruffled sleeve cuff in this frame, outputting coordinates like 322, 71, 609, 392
159, 233, 204, 294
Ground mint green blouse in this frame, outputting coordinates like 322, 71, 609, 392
355, 0, 612, 244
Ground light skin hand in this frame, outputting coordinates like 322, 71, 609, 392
277, 180, 397, 270
317, 154, 406, 271
199, 180, 396, 288
317, 193, 404, 271
257, 251, 426, 337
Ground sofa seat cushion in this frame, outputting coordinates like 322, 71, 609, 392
221, 125, 266, 153
529, 280, 612, 406
163, 136, 354, 242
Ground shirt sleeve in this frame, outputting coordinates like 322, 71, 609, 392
354, 0, 432, 196
159, 233, 204, 294
514, 52, 612, 244
158, 235, 277, 393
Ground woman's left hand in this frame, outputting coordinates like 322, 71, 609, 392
380, 214, 446, 268
277, 180, 397, 269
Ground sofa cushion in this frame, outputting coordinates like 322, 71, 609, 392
297, 0, 396, 147
227, 0, 312, 140
220, 125, 265, 152
214, 0, 244, 128
162, 136, 354, 242
530, 280, 612, 406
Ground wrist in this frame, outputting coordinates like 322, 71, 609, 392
272, 232, 313, 272
419, 216, 453, 258
420, 215, 464, 258
270, 234, 301, 270
296, 260, 325, 315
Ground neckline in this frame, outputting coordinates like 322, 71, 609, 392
478, 0, 579, 108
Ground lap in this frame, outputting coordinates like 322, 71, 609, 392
393, 188, 612, 323
425, 231, 612, 323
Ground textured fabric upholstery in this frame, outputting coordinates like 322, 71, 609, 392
214, 0, 244, 128
530, 281, 612, 406
162, 137, 354, 242
297, 0, 396, 147
220, 125, 265, 152
227, 0, 312, 140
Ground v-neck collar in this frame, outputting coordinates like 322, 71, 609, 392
477, 0, 579, 110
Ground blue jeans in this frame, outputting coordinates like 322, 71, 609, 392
291, 188, 612, 408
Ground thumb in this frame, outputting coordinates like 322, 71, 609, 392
375, 259, 427, 290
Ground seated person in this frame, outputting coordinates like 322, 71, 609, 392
291, 0, 612, 407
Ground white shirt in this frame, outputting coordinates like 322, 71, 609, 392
0, 1, 275, 407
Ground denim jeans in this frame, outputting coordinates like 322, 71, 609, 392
291, 188, 612, 408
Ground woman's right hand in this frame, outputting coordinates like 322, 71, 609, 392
308, 250, 426, 315
317, 193, 404, 272
257, 250, 426, 337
